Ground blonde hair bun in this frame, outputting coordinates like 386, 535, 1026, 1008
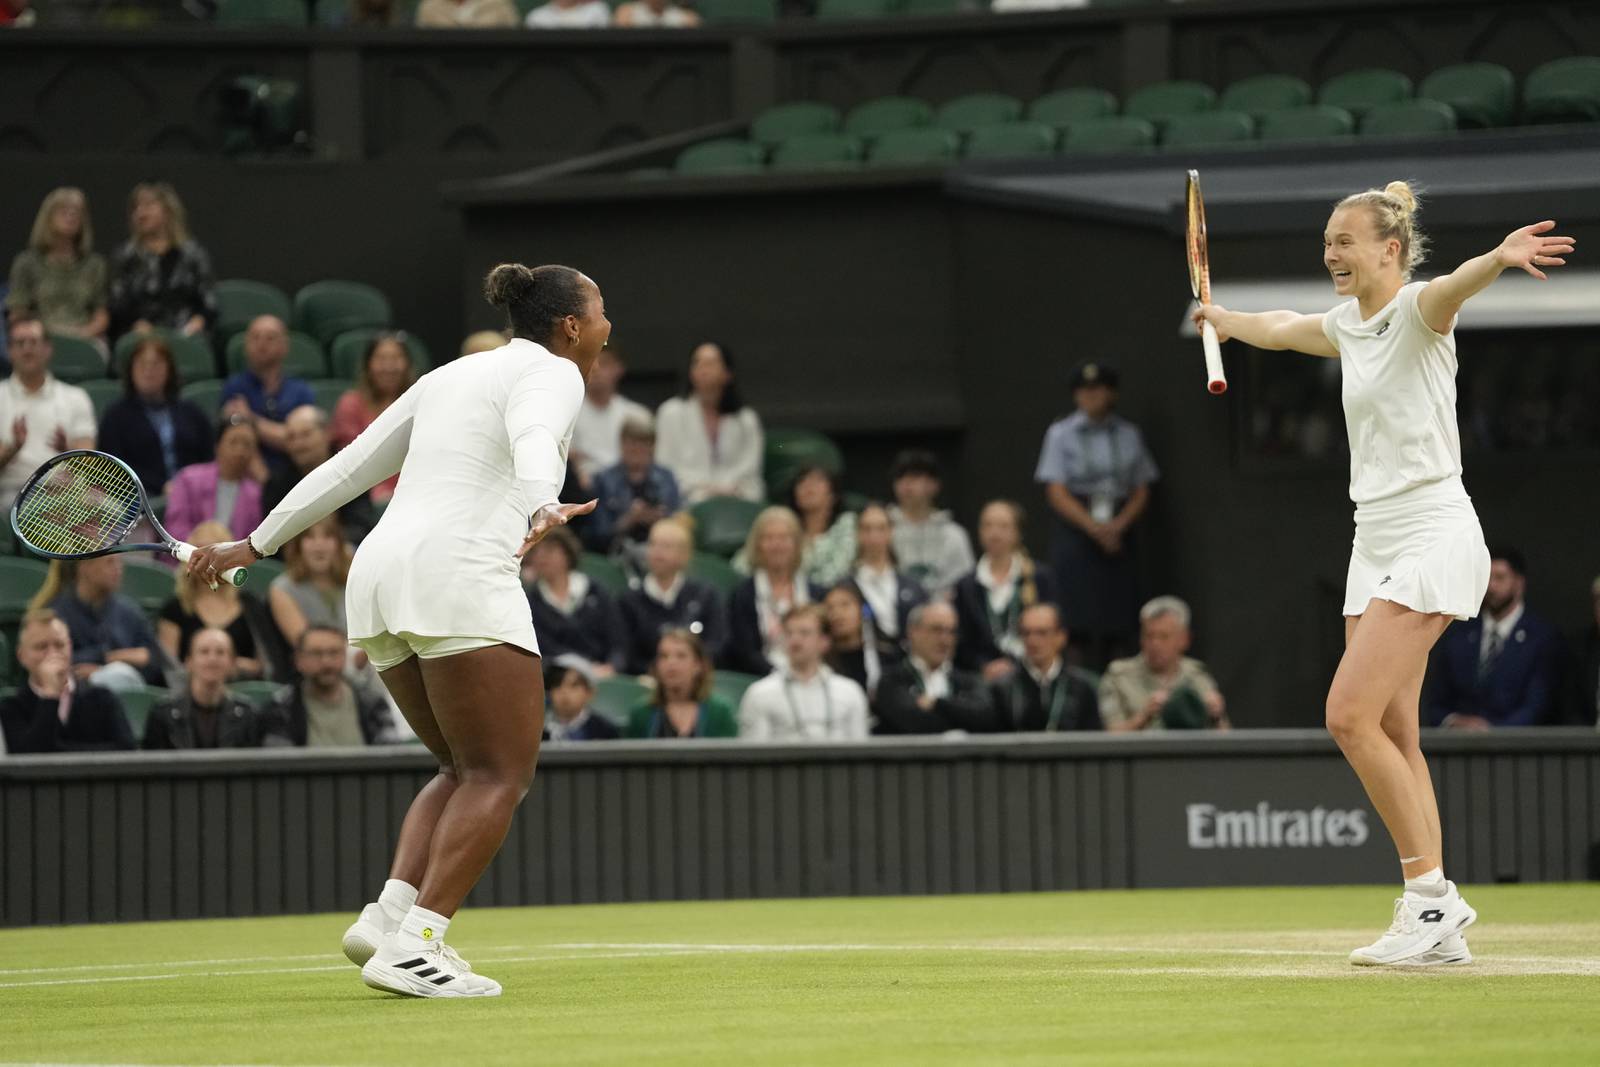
1383, 180, 1419, 216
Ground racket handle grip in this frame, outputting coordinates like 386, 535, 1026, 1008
172, 542, 248, 587
1201, 319, 1227, 395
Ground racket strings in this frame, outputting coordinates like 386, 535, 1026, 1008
14, 453, 144, 556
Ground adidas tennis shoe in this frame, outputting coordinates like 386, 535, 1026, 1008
1349, 882, 1476, 966
1393, 931, 1472, 967
361, 936, 502, 998
341, 903, 397, 967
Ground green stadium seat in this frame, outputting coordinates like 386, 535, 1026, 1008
0, 630, 10, 685
229, 679, 287, 707
711, 670, 760, 711
1060, 116, 1157, 154
116, 685, 170, 742
591, 674, 650, 727
240, 556, 286, 597
1218, 74, 1313, 117
751, 102, 842, 147
694, 0, 778, 22
689, 496, 764, 558
579, 552, 630, 595
215, 279, 292, 346
225, 329, 328, 379
964, 121, 1057, 159
80, 379, 122, 419
674, 139, 765, 175
901, 0, 967, 13
181, 380, 225, 425
112, 329, 218, 384
1028, 87, 1118, 127
47, 335, 107, 383
0, 557, 50, 624
769, 133, 865, 171
843, 96, 933, 139
764, 427, 844, 497
1522, 56, 1600, 124
215, 0, 307, 25
687, 550, 741, 596
119, 558, 178, 615
1256, 105, 1355, 142
866, 127, 962, 167
1316, 68, 1413, 119
328, 329, 433, 381
1124, 81, 1217, 125
1160, 110, 1255, 149
308, 379, 348, 415
934, 92, 1024, 135
292, 280, 393, 348
1360, 100, 1457, 137
1418, 63, 1515, 128
815, 0, 900, 19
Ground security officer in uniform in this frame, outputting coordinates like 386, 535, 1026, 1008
1033, 361, 1159, 668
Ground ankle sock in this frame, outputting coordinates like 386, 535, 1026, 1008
377, 879, 417, 925
396, 905, 450, 951
1404, 867, 1447, 898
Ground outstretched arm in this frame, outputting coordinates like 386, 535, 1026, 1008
1417, 220, 1575, 335
1192, 306, 1338, 358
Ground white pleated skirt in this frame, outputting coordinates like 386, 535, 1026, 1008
1343, 475, 1490, 621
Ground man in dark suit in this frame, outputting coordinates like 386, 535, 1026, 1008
143, 628, 290, 750
873, 601, 992, 734
988, 603, 1101, 732
0, 609, 134, 754
1427, 546, 1562, 728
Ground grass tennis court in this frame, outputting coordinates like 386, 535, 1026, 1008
5, 885, 1598, 1066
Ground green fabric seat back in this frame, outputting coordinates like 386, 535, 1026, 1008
1360, 100, 1457, 137
674, 139, 765, 175
687, 551, 741, 596
1316, 68, 1413, 119
328, 329, 434, 380
1256, 105, 1355, 142
1060, 116, 1156, 154
844, 96, 933, 138
291, 280, 393, 347
934, 92, 1023, 134
116, 685, 171, 742
964, 120, 1057, 159
900, 0, 966, 13
1123, 80, 1217, 124
1218, 74, 1312, 117
216, 0, 307, 25
815, 0, 900, 19
688, 496, 765, 558
80, 379, 123, 419
1418, 63, 1515, 128
866, 127, 961, 166
215, 279, 292, 346
120, 559, 178, 615
0, 557, 51, 623
751, 103, 842, 146
694, 0, 778, 23
579, 552, 630, 596
307, 378, 347, 415
1161, 110, 1255, 149
225, 329, 328, 379
769, 133, 865, 171
1028, 87, 1117, 127
592, 675, 650, 726
764, 427, 844, 497
113, 329, 218, 384
180, 380, 225, 426
1522, 56, 1600, 123
711, 670, 761, 710
240, 556, 286, 597
46, 335, 107, 383
229, 680, 287, 707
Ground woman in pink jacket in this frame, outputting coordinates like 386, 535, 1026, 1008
163, 413, 265, 543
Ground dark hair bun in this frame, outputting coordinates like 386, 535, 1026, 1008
484, 263, 537, 311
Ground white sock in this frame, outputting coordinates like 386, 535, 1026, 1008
377, 879, 417, 924
396, 905, 450, 951
1404, 867, 1447, 898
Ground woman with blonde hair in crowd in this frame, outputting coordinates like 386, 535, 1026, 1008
156, 521, 269, 680
725, 505, 823, 676
331, 332, 417, 503
953, 499, 1059, 680
6, 187, 109, 347
625, 628, 736, 738
107, 181, 217, 341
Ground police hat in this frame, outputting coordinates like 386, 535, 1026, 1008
1069, 361, 1120, 390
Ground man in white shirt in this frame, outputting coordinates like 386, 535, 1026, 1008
740, 605, 869, 741
569, 346, 650, 488
0, 315, 96, 503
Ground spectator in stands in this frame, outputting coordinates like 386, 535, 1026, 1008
739, 604, 869, 741
0, 315, 97, 503
788, 465, 856, 588
107, 182, 216, 342
156, 521, 269, 680
571, 344, 650, 489
822, 581, 901, 699
163, 413, 265, 546
873, 601, 991, 734
1036, 361, 1160, 668
0, 0, 39, 28
331, 331, 415, 504
586, 410, 681, 562
988, 603, 1101, 733
1427, 546, 1562, 729
618, 517, 725, 675
524, 525, 624, 677
264, 405, 378, 543
96, 333, 212, 494
614, 0, 699, 27
0, 609, 133, 754
142, 629, 289, 750
6, 187, 108, 346
524, 0, 610, 27
656, 341, 764, 503
1575, 574, 1600, 727
954, 500, 1058, 681
887, 449, 974, 600
417, 0, 518, 26
35, 557, 166, 690
542, 655, 620, 742
338, 0, 404, 26
269, 624, 394, 746
220, 314, 316, 472
269, 516, 355, 649
459, 329, 506, 356
852, 501, 927, 650
626, 628, 738, 738
1100, 596, 1228, 732
727, 506, 823, 676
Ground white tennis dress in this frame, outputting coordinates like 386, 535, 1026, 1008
1322, 280, 1490, 620
249, 339, 586, 666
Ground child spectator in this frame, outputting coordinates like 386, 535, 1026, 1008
543, 655, 621, 741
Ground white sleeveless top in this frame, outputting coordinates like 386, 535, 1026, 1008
1321, 280, 1463, 506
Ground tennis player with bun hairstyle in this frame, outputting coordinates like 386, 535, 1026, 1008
1194, 183, 1573, 968
190, 263, 609, 997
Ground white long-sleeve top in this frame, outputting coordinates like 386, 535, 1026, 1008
250, 339, 585, 649
653, 395, 764, 503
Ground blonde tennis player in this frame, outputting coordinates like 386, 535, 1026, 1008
1193, 183, 1573, 967
190, 263, 609, 997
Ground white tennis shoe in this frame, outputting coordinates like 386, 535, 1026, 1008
1349, 882, 1476, 966
361, 936, 502, 998
341, 903, 397, 967
1393, 931, 1472, 967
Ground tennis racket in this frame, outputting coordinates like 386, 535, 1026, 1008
9, 449, 248, 586
1185, 169, 1228, 395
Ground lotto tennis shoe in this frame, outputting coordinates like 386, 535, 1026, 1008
361, 936, 502, 998
341, 902, 396, 967
1394, 931, 1472, 967
1349, 882, 1476, 966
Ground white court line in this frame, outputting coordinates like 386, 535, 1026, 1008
0, 943, 534, 977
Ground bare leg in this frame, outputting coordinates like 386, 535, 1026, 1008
414, 644, 544, 917
1328, 600, 1451, 878
1378, 655, 1444, 868
377, 655, 456, 888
